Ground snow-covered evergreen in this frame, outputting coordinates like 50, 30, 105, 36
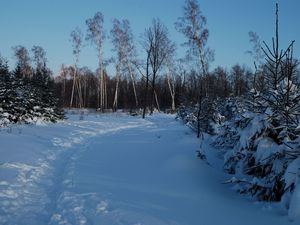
0, 56, 64, 126
178, 36, 300, 218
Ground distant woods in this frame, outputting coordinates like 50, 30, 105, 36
54, 0, 256, 114
0, 0, 299, 121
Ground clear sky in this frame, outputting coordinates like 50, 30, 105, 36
0, 0, 299, 75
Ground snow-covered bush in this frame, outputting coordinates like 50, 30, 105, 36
177, 104, 198, 132
177, 97, 222, 135
212, 9, 300, 208
214, 111, 289, 201
213, 44, 300, 217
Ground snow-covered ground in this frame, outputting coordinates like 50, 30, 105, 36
0, 112, 295, 224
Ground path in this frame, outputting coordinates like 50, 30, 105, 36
0, 113, 292, 224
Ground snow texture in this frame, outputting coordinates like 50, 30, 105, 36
0, 111, 295, 224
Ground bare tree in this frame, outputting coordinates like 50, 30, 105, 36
78, 66, 94, 108
175, 0, 213, 81
230, 64, 249, 97
144, 19, 175, 115
31, 46, 47, 71
111, 19, 138, 109
176, 0, 213, 138
166, 55, 176, 112
86, 12, 106, 111
140, 44, 152, 118
247, 31, 264, 65
112, 63, 120, 111
213, 67, 230, 98
59, 64, 69, 106
246, 31, 266, 98
12, 45, 32, 78
70, 27, 83, 108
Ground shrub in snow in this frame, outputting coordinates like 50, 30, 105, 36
214, 111, 292, 201
177, 97, 222, 135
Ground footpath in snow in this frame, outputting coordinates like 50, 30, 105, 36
0, 112, 294, 225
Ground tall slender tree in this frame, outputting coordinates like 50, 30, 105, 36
176, 0, 214, 137
111, 19, 138, 109
175, 0, 213, 80
70, 27, 83, 108
144, 19, 175, 115
86, 12, 106, 111
165, 54, 177, 111
12, 45, 32, 78
31, 46, 47, 72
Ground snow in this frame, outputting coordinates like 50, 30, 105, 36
255, 137, 279, 164
289, 180, 300, 221
284, 158, 300, 191
0, 112, 296, 224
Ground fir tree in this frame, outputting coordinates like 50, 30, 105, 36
0, 56, 15, 125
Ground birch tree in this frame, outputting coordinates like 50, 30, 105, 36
31, 46, 47, 72
12, 45, 32, 78
70, 27, 83, 108
59, 64, 69, 107
176, 0, 213, 138
86, 12, 106, 111
112, 63, 120, 111
111, 19, 138, 109
175, 0, 213, 80
166, 56, 176, 111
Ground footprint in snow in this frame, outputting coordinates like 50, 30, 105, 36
52, 137, 72, 148
96, 200, 109, 214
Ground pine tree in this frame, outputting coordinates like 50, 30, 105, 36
1, 54, 64, 125
30, 64, 64, 122
0, 57, 15, 125
213, 4, 300, 203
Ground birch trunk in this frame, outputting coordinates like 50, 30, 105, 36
126, 60, 138, 108
113, 64, 120, 111
70, 67, 76, 108
167, 67, 176, 111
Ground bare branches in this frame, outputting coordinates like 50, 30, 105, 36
85, 12, 105, 53
247, 31, 264, 64
176, 0, 214, 138
143, 19, 175, 115
86, 12, 106, 110
175, 0, 212, 77
12, 45, 32, 78
31, 46, 47, 71
70, 27, 83, 65
111, 19, 138, 108
69, 27, 84, 108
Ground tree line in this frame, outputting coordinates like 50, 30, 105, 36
2, 0, 297, 124
53, 1, 260, 118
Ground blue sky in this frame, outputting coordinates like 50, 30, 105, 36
0, 0, 299, 75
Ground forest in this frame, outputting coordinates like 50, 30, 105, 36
1, 0, 300, 223
1, 0, 260, 118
